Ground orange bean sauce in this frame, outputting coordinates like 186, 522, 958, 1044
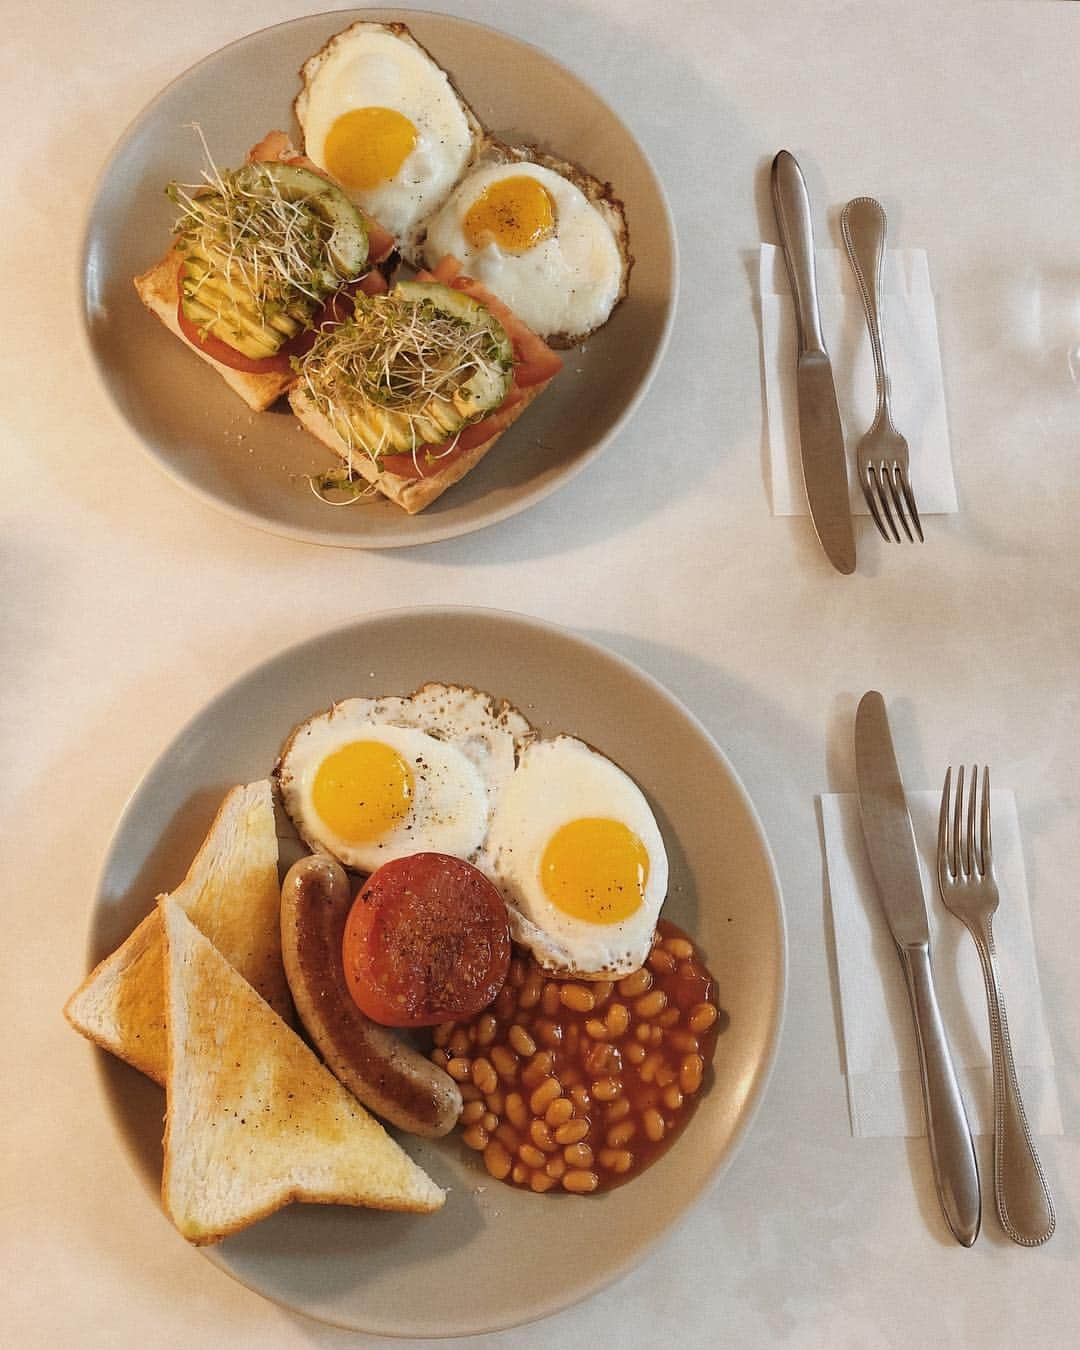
429, 920, 722, 1194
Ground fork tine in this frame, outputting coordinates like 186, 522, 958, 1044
873, 464, 903, 542
861, 465, 892, 541
938, 766, 953, 878
896, 467, 925, 542
966, 764, 978, 877
884, 464, 916, 542
953, 764, 966, 875
980, 766, 992, 873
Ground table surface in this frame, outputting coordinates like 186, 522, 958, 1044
5, 1, 1078, 1346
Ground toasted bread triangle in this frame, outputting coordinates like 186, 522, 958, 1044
160, 898, 444, 1242
64, 781, 291, 1084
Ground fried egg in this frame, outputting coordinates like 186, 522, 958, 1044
482, 736, 668, 977
276, 685, 534, 873
421, 157, 628, 342
296, 21, 479, 244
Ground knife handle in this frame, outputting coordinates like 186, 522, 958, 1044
771, 151, 827, 354
898, 943, 982, 1246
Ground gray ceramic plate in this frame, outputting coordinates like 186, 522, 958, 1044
80, 11, 677, 548
90, 607, 784, 1336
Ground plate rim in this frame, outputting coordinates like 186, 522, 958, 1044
88, 604, 787, 1335
76, 9, 679, 550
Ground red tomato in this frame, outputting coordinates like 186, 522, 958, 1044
342, 853, 511, 1027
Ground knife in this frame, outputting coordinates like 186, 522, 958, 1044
770, 151, 856, 574
854, 691, 981, 1246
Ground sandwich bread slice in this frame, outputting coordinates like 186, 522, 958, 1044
160, 898, 445, 1243
64, 780, 290, 1084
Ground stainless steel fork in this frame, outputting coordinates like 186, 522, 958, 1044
937, 766, 1055, 1245
841, 197, 924, 542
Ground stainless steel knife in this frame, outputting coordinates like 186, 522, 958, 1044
770, 151, 856, 574
854, 691, 981, 1246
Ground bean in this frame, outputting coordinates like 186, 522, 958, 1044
655, 1064, 676, 1089
530, 1171, 556, 1193
490, 1044, 519, 1080
458, 1082, 482, 1102
591, 1077, 621, 1101
624, 1041, 647, 1065
522, 1050, 555, 1088
605, 1003, 630, 1037
591, 980, 614, 1006
668, 1031, 700, 1055
662, 1083, 684, 1111
462, 1123, 489, 1151
562, 1169, 599, 1194
635, 1024, 653, 1043
530, 1077, 563, 1115
554, 1118, 590, 1146
658, 1008, 681, 1028
545, 1097, 574, 1128
606, 1119, 636, 1148
530, 1119, 557, 1153
519, 973, 543, 1009
585, 1018, 609, 1041
665, 937, 694, 959
563, 1142, 595, 1169
518, 1143, 546, 1169
689, 1002, 719, 1034
449, 1028, 471, 1057
606, 1097, 631, 1123
485, 1088, 505, 1117
447, 1057, 471, 1082
649, 1025, 664, 1046
635, 989, 668, 1019
474, 1012, 498, 1046
482, 1111, 498, 1133
618, 967, 652, 998
460, 1100, 486, 1125
639, 1051, 663, 1084
471, 1057, 498, 1094
643, 1108, 666, 1142
483, 1139, 512, 1180
433, 1022, 454, 1048
586, 1043, 621, 1077
569, 1084, 592, 1112
648, 947, 676, 974
494, 987, 516, 1019
505, 1092, 529, 1130
545, 1156, 567, 1179
680, 1053, 705, 1094
535, 1017, 564, 1048
431, 1048, 449, 1068
560, 983, 596, 1014
541, 982, 561, 1016
512, 1162, 528, 1185
508, 1024, 536, 1057
495, 1121, 521, 1152
598, 1148, 634, 1174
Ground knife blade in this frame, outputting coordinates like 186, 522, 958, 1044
770, 151, 856, 574
854, 691, 981, 1246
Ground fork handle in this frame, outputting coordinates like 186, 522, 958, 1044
841, 197, 893, 425
898, 943, 982, 1246
970, 920, 1056, 1244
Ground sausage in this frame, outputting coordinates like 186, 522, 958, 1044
280, 854, 462, 1138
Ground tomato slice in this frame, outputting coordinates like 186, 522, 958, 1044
342, 853, 511, 1027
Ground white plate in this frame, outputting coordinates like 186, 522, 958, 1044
80, 11, 677, 548
89, 606, 785, 1335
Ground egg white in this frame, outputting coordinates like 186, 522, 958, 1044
297, 23, 478, 242
276, 685, 534, 873
482, 735, 668, 977
422, 160, 625, 341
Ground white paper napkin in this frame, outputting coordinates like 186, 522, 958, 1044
822, 789, 1061, 1138
760, 244, 958, 517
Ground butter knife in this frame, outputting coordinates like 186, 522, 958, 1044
854, 691, 981, 1246
771, 151, 855, 574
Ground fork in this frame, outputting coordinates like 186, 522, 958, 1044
841, 197, 924, 542
937, 766, 1056, 1245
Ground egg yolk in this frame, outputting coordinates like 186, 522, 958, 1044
311, 740, 414, 842
323, 107, 418, 190
540, 817, 649, 924
463, 175, 556, 253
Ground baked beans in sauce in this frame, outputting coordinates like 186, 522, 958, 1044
429, 919, 720, 1194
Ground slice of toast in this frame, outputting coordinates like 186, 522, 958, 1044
289, 377, 552, 514
133, 250, 296, 412
64, 780, 290, 1085
160, 897, 445, 1243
